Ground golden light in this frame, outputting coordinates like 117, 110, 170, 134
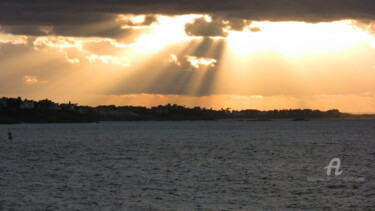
131, 15, 201, 53
227, 20, 374, 57
1, 15, 375, 112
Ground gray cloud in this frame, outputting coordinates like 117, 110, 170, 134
1, 0, 375, 24
0, 15, 151, 43
185, 17, 228, 37
185, 17, 254, 37
0, 25, 51, 36
1, 1, 375, 38
225, 18, 252, 31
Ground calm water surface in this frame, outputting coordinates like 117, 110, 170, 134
0, 120, 374, 210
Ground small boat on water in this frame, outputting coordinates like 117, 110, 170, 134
8, 129, 12, 140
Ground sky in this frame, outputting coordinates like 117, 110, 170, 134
1, 0, 375, 113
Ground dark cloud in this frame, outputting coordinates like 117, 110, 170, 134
0, 25, 51, 36
1, 0, 375, 24
185, 17, 227, 37
0, 24, 130, 38
1, 0, 375, 37
185, 17, 253, 37
225, 18, 252, 31
0, 15, 151, 43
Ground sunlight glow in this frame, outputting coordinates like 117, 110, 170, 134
2, 15, 375, 112
132, 15, 201, 53
228, 21, 373, 57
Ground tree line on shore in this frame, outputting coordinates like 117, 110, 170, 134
0, 97, 373, 123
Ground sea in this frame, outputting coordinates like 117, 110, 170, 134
0, 119, 374, 210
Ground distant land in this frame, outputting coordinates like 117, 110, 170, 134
1, 97, 374, 124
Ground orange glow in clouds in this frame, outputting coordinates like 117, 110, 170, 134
1, 16, 375, 112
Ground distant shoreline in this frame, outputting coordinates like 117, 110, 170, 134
1, 97, 375, 124
2, 117, 375, 125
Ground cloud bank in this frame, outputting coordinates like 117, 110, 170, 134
1, 0, 375, 38
184, 17, 252, 37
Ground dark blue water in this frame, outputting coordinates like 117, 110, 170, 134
1, 120, 374, 210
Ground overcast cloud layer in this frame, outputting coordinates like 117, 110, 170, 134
1, 0, 375, 23
1, 0, 375, 37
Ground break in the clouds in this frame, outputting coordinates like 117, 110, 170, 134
1, 0, 375, 38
